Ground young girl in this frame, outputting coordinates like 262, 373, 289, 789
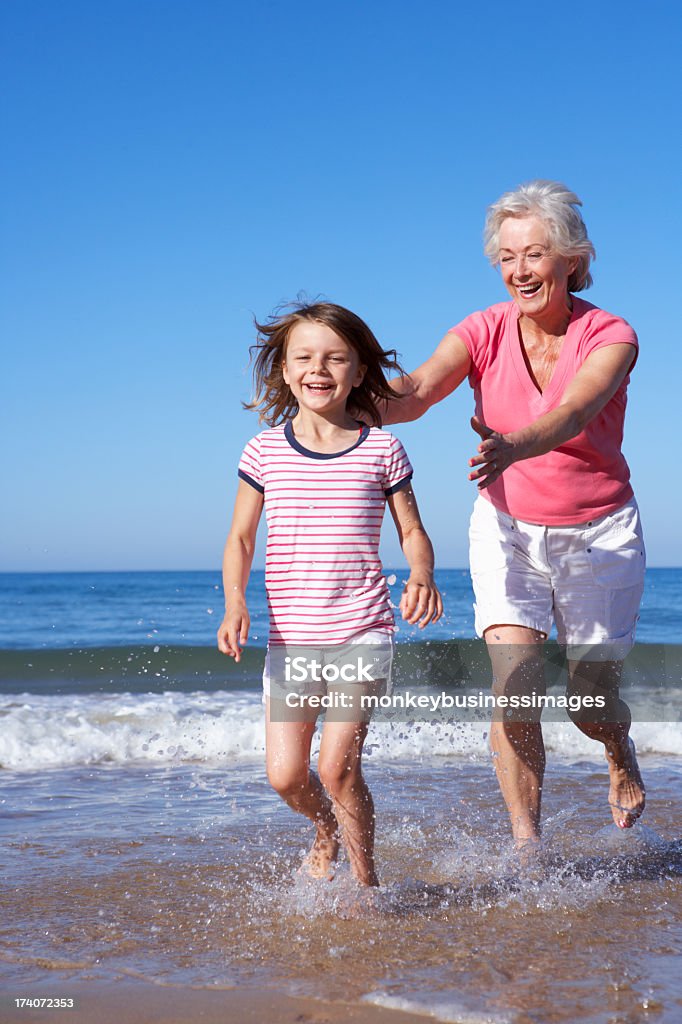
217, 302, 442, 887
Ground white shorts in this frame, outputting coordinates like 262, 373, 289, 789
469, 495, 646, 659
263, 628, 394, 699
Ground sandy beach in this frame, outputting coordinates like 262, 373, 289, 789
2, 980, 438, 1024
2, 753, 681, 1024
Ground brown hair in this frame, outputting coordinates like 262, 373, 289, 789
245, 301, 406, 427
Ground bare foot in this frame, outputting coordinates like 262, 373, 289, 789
300, 828, 340, 880
512, 834, 543, 871
607, 737, 646, 829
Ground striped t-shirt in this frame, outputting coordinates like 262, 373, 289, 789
238, 421, 413, 645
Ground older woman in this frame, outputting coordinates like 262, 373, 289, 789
385, 180, 646, 847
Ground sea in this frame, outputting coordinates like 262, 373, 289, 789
1, 569, 681, 1024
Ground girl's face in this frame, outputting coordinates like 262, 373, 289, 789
282, 321, 366, 416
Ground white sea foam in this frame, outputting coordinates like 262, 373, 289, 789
0, 690, 680, 771
363, 991, 513, 1024
0, 691, 265, 770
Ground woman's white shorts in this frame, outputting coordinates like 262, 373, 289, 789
468, 495, 646, 660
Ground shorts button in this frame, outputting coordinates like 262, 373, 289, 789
587, 548, 592, 553
587, 521, 593, 526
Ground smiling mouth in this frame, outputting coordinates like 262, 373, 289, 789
304, 383, 333, 393
517, 282, 542, 297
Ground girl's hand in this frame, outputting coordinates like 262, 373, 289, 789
399, 574, 443, 628
217, 598, 250, 662
467, 416, 518, 490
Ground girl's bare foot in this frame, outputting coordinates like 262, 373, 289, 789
301, 828, 340, 880
512, 833, 543, 873
607, 738, 646, 829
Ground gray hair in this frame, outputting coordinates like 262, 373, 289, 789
483, 180, 596, 292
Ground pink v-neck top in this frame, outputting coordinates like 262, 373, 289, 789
451, 297, 638, 525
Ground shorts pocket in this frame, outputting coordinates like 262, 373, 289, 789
469, 500, 517, 574
586, 514, 645, 590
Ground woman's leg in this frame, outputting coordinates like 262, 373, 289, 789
317, 716, 378, 886
485, 624, 547, 845
566, 658, 645, 828
265, 697, 340, 878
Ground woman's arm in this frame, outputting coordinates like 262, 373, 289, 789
217, 480, 264, 661
468, 343, 637, 489
386, 484, 443, 627
382, 332, 472, 424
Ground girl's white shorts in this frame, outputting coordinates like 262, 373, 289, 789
263, 628, 394, 699
469, 495, 646, 660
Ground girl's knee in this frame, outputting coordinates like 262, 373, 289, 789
266, 762, 309, 798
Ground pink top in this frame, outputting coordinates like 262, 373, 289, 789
451, 297, 639, 525
238, 422, 413, 644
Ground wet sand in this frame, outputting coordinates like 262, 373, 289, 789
1, 979, 434, 1024
2, 752, 682, 1023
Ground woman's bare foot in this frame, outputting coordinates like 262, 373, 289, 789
300, 828, 340, 880
607, 737, 646, 829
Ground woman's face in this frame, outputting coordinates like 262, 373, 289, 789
498, 215, 576, 322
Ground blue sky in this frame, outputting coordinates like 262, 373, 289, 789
2, 0, 681, 571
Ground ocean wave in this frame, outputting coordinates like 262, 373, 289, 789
0, 645, 265, 695
0, 691, 265, 770
1, 689, 681, 771
1, 641, 680, 697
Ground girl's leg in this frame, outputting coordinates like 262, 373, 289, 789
566, 658, 645, 828
317, 716, 378, 887
265, 697, 339, 878
485, 625, 547, 846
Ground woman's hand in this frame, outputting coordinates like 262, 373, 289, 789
217, 597, 250, 662
467, 344, 638, 487
399, 573, 443, 628
467, 416, 519, 489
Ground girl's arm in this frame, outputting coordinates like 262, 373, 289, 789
386, 484, 443, 628
382, 332, 471, 425
467, 343, 637, 488
217, 480, 264, 662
